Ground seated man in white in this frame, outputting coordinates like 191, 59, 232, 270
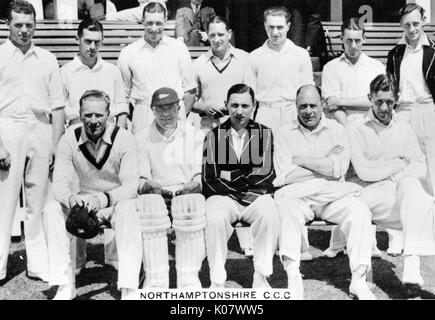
135, 87, 206, 288
202, 84, 280, 289
274, 84, 375, 300
43, 90, 142, 300
327, 74, 435, 290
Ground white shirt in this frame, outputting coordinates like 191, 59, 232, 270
191, 3, 201, 14
117, 36, 197, 107
274, 116, 350, 185
135, 120, 204, 191
347, 109, 426, 184
193, 46, 248, 110
230, 128, 247, 161
0, 39, 64, 120
398, 32, 434, 105
243, 39, 313, 105
322, 53, 385, 117
61, 55, 129, 121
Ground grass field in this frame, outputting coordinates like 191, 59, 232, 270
1, 226, 435, 300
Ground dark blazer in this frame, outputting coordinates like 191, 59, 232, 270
175, 6, 216, 46
202, 119, 276, 206
387, 34, 435, 101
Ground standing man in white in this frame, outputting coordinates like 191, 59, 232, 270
192, 15, 248, 131
387, 3, 435, 196
0, 0, 65, 283
117, 1, 197, 133
243, 6, 313, 132
61, 19, 128, 128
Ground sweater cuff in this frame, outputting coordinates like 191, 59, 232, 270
95, 192, 110, 209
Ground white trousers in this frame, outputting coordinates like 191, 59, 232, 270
205, 195, 280, 284
43, 199, 143, 290
329, 178, 435, 256
0, 117, 51, 280
276, 193, 373, 272
132, 100, 187, 134
396, 103, 435, 195
254, 102, 296, 133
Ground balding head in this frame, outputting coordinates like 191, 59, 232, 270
296, 85, 323, 131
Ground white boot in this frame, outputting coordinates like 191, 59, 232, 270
52, 284, 77, 300
252, 271, 271, 289
321, 247, 345, 259
349, 266, 376, 300
121, 288, 136, 300
285, 262, 303, 300
386, 229, 403, 256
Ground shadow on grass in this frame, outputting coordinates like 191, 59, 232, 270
3, 246, 26, 286
304, 228, 435, 300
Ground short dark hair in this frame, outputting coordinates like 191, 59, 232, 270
207, 15, 229, 32
399, 3, 425, 21
341, 17, 365, 36
296, 84, 322, 102
7, 0, 36, 23
77, 19, 104, 38
79, 90, 110, 112
370, 74, 399, 98
227, 84, 255, 104
264, 6, 291, 24
142, 1, 167, 20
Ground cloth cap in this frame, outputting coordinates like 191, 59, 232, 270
151, 87, 180, 107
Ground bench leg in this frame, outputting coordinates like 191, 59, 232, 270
367, 263, 374, 289
11, 206, 25, 238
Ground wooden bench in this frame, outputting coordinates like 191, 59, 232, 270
0, 19, 208, 65
323, 21, 435, 64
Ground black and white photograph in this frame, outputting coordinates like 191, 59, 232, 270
0, 0, 435, 306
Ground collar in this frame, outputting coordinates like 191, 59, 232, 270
339, 52, 367, 66
263, 38, 295, 54
79, 123, 115, 146
70, 54, 103, 72
398, 31, 430, 50
221, 118, 257, 131
290, 115, 328, 134
139, 35, 170, 50
364, 108, 398, 127
5, 38, 39, 58
206, 45, 237, 61
230, 127, 248, 139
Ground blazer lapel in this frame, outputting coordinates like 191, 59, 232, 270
185, 8, 194, 25
423, 44, 435, 79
